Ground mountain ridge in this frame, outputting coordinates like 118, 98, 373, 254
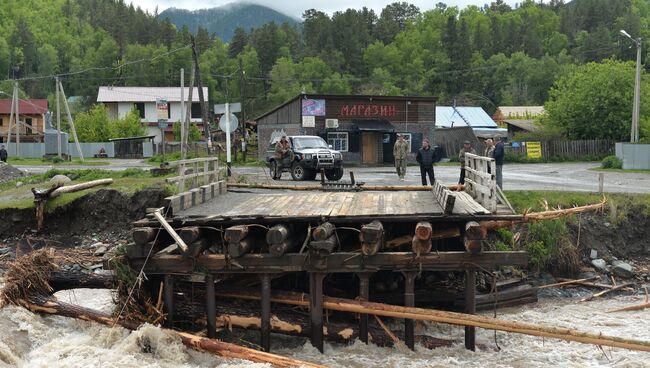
159, 3, 299, 42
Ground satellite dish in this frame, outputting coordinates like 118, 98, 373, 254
218, 113, 238, 132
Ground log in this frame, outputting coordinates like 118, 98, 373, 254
411, 236, 432, 256
310, 235, 338, 256
179, 227, 203, 245
14, 294, 325, 368
539, 276, 599, 289
384, 235, 412, 250
49, 178, 114, 198
215, 287, 650, 353
464, 221, 486, 254
360, 221, 384, 256
479, 200, 607, 230
225, 225, 250, 243
414, 222, 432, 241
228, 237, 255, 258
132, 228, 157, 245
226, 183, 464, 192
580, 283, 635, 302
313, 223, 335, 241
267, 225, 299, 256
49, 271, 117, 291
608, 302, 650, 313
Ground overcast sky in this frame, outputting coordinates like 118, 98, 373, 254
131, 0, 522, 18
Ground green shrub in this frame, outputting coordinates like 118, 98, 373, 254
601, 155, 622, 169
526, 241, 552, 270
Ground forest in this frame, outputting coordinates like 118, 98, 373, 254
1, 0, 649, 141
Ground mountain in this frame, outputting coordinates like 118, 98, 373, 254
159, 3, 299, 42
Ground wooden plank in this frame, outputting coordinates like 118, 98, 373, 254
152, 209, 189, 252
132, 251, 529, 274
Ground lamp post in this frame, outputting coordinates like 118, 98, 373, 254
620, 29, 642, 143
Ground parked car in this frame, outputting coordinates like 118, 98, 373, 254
265, 135, 344, 181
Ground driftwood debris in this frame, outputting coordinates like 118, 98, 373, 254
12, 294, 324, 368
538, 276, 599, 289
32, 178, 114, 231
580, 283, 635, 302
216, 287, 650, 352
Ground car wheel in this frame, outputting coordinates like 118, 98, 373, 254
291, 162, 308, 181
325, 167, 344, 181
270, 160, 281, 180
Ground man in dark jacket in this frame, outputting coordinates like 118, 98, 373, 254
493, 136, 505, 189
0, 145, 7, 163
416, 138, 435, 185
458, 140, 476, 185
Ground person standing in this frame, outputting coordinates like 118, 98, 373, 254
274, 135, 294, 168
416, 138, 435, 185
493, 136, 505, 189
458, 140, 476, 185
393, 134, 409, 181
484, 139, 494, 158
0, 145, 7, 163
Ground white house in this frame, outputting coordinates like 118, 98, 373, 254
97, 86, 208, 143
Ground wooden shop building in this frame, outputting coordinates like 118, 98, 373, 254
255, 94, 436, 165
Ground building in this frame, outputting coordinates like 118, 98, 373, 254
0, 99, 48, 143
436, 106, 507, 139
97, 86, 208, 143
255, 94, 436, 165
493, 106, 544, 137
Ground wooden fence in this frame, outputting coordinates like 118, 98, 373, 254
164, 157, 220, 192
464, 153, 497, 213
507, 139, 614, 159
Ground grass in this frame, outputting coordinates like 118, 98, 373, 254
589, 167, 650, 174
0, 168, 173, 210
7, 157, 110, 166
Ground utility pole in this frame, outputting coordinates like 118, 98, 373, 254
184, 63, 195, 160
620, 29, 642, 143
6, 83, 14, 154
180, 68, 185, 158
58, 80, 84, 161
56, 76, 62, 158
15, 83, 20, 157
239, 58, 247, 162
190, 35, 211, 154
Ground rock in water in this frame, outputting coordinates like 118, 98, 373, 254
591, 259, 607, 272
50, 174, 72, 186
611, 260, 635, 278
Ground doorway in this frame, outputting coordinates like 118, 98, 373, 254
362, 132, 378, 164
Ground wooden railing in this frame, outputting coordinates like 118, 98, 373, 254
165, 157, 220, 192
464, 153, 497, 213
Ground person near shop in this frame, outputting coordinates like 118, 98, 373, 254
393, 134, 409, 181
458, 140, 476, 185
493, 136, 505, 189
416, 138, 435, 185
274, 135, 294, 168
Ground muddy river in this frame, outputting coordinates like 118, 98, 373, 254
0, 286, 649, 368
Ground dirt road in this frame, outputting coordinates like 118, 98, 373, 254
232, 162, 650, 193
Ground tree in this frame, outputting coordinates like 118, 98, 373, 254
545, 60, 650, 140
228, 27, 248, 58
374, 2, 420, 44
173, 121, 201, 142
75, 104, 112, 142
112, 108, 146, 138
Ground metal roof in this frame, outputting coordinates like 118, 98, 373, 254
435, 106, 498, 128
0, 99, 48, 114
97, 86, 208, 102
505, 119, 541, 132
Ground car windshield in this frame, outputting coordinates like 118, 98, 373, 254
292, 137, 328, 149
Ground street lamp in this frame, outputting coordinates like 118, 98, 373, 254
620, 29, 642, 143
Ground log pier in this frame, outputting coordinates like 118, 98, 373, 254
122, 185, 531, 354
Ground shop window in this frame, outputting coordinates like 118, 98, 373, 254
327, 132, 348, 152
398, 133, 412, 152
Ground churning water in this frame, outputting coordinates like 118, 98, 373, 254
0, 285, 649, 368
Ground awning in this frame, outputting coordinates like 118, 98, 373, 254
354, 120, 395, 132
